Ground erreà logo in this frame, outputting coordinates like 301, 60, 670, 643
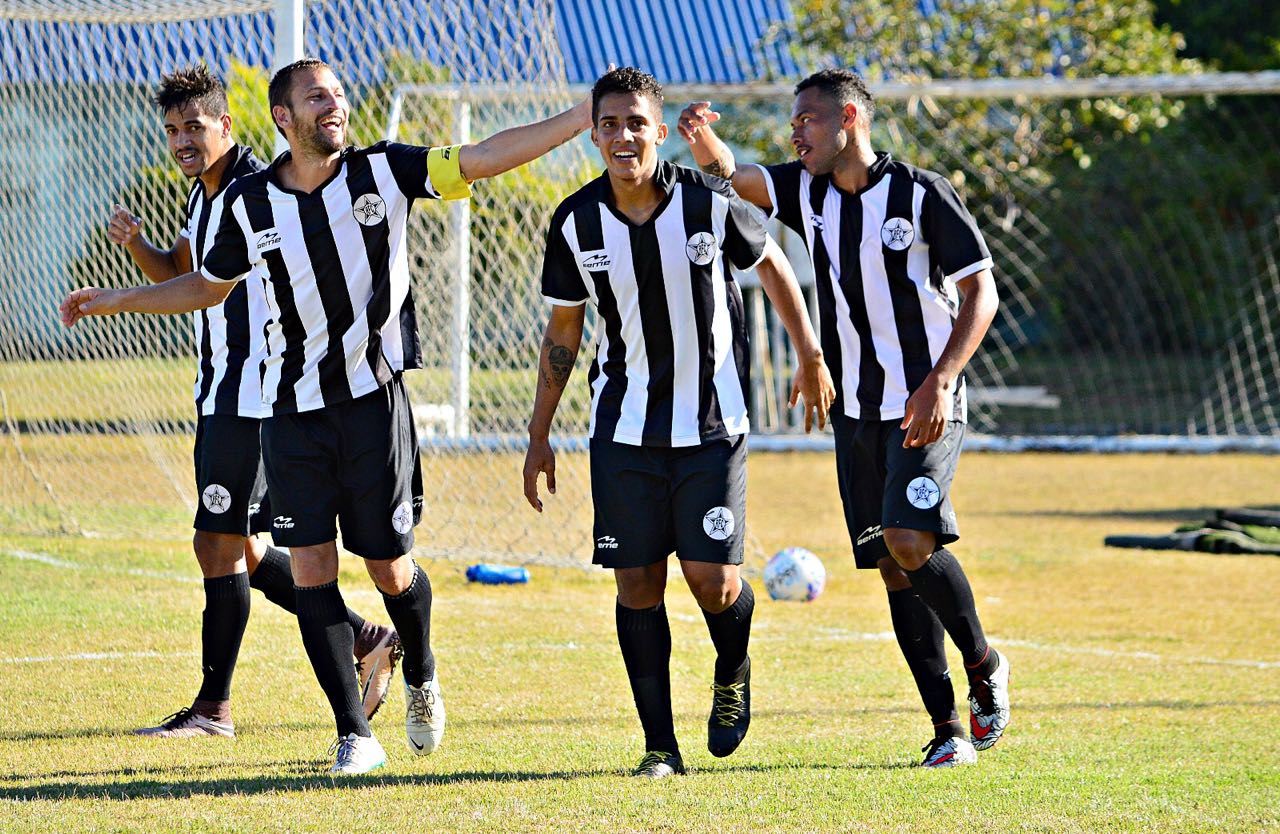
273, 515, 295, 529
580, 251, 611, 271
596, 535, 619, 550
256, 229, 282, 251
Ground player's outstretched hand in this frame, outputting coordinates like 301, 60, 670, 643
789, 358, 836, 432
677, 101, 720, 144
106, 204, 142, 246
900, 375, 950, 447
59, 287, 120, 327
522, 437, 557, 512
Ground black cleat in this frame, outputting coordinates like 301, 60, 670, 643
707, 655, 751, 758
632, 750, 686, 779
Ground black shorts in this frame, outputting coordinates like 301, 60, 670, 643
193, 414, 271, 536
260, 375, 423, 560
832, 415, 963, 569
590, 434, 747, 569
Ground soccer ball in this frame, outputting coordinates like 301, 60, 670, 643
763, 547, 826, 602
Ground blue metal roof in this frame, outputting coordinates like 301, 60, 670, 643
1, 1, 799, 86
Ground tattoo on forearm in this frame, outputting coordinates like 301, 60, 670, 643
701, 157, 734, 179
549, 345, 575, 388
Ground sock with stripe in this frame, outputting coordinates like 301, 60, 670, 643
194, 571, 251, 705
887, 587, 961, 738
295, 581, 369, 738
616, 600, 679, 755
380, 563, 435, 686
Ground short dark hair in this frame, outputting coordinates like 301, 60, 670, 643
268, 58, 333, 137
154, 64, 228, 118
795, 68, 876, 124
591, 66, 664, 123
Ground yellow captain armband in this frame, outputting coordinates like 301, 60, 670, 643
426, 144, 471, 201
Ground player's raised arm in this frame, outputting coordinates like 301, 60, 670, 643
522, 303, 585, 512
676, 102, 771, 210
458, 93, 594, 183
753, 237, 835, 431
59, 271, 235, 327
106, 203, 193, 283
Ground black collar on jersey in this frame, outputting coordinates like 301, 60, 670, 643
265, 144, 356, 197
827, 150, 894, 198
198, 143, 258, 201
598, 158, 678, 227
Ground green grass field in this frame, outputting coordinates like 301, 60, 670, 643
2, 452, 1278, 833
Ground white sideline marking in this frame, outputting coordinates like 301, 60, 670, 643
810, 627, 1280, 670
0, 651, 199, 665
2, 549, 201, 584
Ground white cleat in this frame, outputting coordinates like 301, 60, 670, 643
134, 707, 235, 739
404, 676, 445, 755
920, 735, 978, 768
969, 650, 1011, 751
329, 732, 386, 775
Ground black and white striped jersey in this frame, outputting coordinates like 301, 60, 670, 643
754, 153, 993, 423
199, 141, 468, 415
542, 161, 769, 448
181, 144, 270, 418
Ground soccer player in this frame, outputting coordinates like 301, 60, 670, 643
62, 58, 594, 774
676, 69, 1011, 768
522, 68, 835, 778
107, 65, 398, 739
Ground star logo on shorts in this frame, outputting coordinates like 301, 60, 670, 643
201, 484, 231, 514
880, 217, 915, 250
391, 501, 414, 535
702, 506, 735, 541
906, 476, 941, 510
686, 232, 717, 265
352, 193, 386, 226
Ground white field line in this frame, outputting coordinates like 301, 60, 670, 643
4, 550, 1277, 671
0, 651, 199, 665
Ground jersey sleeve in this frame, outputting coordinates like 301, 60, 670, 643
922, 176, 993, 282
199, 192, 251, 283
540, 211, 589, 306
721, 187, 769, 271
384, 141, 472, 201
753, 161, 805, 234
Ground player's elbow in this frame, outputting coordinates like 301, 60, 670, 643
457, 142, 500, 182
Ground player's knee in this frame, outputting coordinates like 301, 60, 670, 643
690, 576, 736, 613
365, 556, 414, 596
615, 565, 666, 609
877, 557, 912, 591
193, 530, 246, 577
883, 528, 934, 571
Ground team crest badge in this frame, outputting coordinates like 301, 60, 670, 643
881, 217, 914, 250
353, 193, 386, 226
702, 506, 735, 541
391, 501, 414, 535
202, 484, 231, 514
906, 477, 941, 509
686, 232, 717, 265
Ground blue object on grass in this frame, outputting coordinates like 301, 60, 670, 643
466, 564, 530, 584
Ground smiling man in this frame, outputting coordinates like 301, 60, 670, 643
522, 67, 834, 778
106, 64, 399, 742
678, 69, 1011, 768
62, 58, 594, 774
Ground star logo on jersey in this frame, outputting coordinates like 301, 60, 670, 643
880, 217, 915, 250
201, 484, 231, 514
391, 501, 414, 535
686, 232, 717, 266
702, 506, 735, 541
906, 476, 941, 510
352, 193, 386, 226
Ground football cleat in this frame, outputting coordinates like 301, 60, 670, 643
920, 735, 978, 768
328, 732, 387, 775
134, 707, 235, 739
707, 656, 751, 758
632, 750, 686, 779
404, 676, 445, 755
356, 628, 402, 720
968, 649, 1011, 751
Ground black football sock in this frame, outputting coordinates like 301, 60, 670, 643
194, 571, 251, 704
887, 587, 960, 736
617, 600, 678, 754
380, 563, 434, 687
701, 580, 754, 683
250, 546, 368, 635
295, 581, 369, 738
903, 548, 994, 675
